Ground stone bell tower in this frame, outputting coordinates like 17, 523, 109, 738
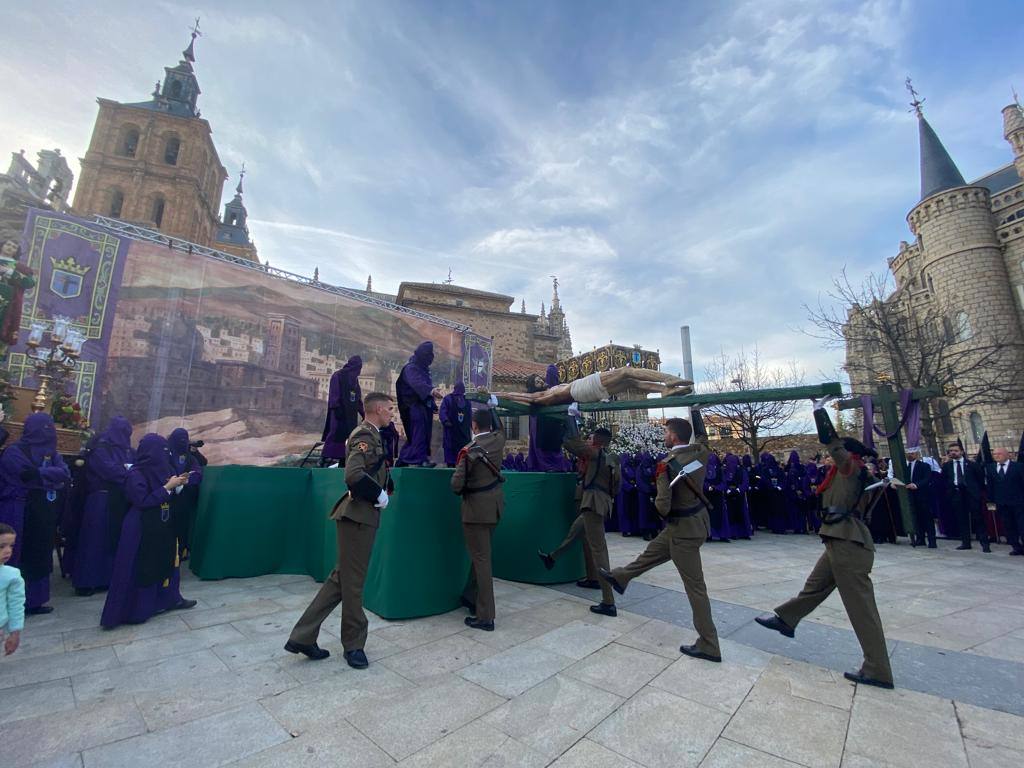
72, 21, 227, 245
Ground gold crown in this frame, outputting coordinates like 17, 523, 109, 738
49, 255, 91, 276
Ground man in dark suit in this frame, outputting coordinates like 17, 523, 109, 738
905, 448, 935, 548
985, 447, 1024, 555
942, 443, 989, 552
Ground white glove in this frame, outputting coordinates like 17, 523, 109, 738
567, 402, 581, 418
487, 394, 498, 408
175, 485, 184, 495
812, 395, 837, 412
375, 489, 389, 510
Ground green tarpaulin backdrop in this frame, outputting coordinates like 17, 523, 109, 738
189, 466, 584, 619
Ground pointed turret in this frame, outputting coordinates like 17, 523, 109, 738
907, 80, 966, 200
367, 275, 373, 292
520, 299, 526, 314
214, 167, 257, 260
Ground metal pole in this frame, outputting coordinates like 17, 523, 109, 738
680, 326, 694, 382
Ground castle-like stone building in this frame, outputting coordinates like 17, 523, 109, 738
845, 97, 1024, 452
69, 27, 257, 261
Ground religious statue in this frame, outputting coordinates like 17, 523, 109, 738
483, 366, 693, 407
0, 238, 37, 350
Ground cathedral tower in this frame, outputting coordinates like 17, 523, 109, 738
72, 24, 228, 245
1004, 100, 1024, 182
214, 169, 258, 261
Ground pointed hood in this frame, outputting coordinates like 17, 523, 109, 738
918, 114, 966, 200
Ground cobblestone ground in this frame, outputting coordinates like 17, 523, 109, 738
2, 533, 1022, 767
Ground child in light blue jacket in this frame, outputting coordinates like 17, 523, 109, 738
0, 522, 24, 655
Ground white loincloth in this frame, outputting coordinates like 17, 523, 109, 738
569, 372, 611, 403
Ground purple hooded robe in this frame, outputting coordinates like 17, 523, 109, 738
396, 342, 437, 465
439, 382, 472, 466
722, 453, 753, 538
615, 454, 640, 535
168, 427, 203, 557
72, 416, 133, 591
0, 413, 70, 609
704, 453, 730, 541
321, 356, 364, 462
101, 434, 187, 628
783, 451, 808, 534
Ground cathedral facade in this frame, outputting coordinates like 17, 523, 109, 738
845, 99, 1024, 452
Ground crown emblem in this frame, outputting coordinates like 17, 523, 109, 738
49, 255, 91, 276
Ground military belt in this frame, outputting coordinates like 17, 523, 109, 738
462, 478, 502, 496
666, 503, 703, 520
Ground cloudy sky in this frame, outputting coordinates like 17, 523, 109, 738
2, 0, 1021, 386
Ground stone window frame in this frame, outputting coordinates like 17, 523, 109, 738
953, 311, 972, 343
163, 132, 182, 166
108, 187, 125, 218
968, 412, 985, 444
114, 123, 141, 158
150, 193, 167, 228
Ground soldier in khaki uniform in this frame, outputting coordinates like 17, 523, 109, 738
755, 397, 894, 689
285, 392, 395, 669
540, 415, 619, 616
600, 412, 721, 661
451, 402, 505, 631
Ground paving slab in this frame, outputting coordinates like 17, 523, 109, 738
700, 738, 806, 767
547, 738, 643, 767
62, 616, 190, 652
615, 617, 697, 659
345, 675, 505, 761
523, 620, 621, 660
113, 622, 247, 664
70, 649, 229, 704
590, 687, 729, 768
649, 654, 763, 715
458, 642, 576, 698
235, 718, 396, 768
398, 720, 547, 767
5, 700, 146, 768
0, 678, 76, 726
379, 632, 497, 682
562, 642, 672, 698
483, 674, 623, 758
0, 646, 118, 691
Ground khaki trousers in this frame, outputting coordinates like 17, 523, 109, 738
610, 524, 720, 655
461, 522, 496, 621
550, 512, 598, 582
775, 538, 892, 685
289, 518, 377, 652
554, 509, 614, 605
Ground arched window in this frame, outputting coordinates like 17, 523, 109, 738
969, 412, 985, 444
163, 135, 180, 165
115, 125, 140, 158
151, 195, 166, 228
170, 80, 183, 99
954, 312, 972, 342
109, 189, 124, 217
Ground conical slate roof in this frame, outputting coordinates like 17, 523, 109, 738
918, 115, 966, 200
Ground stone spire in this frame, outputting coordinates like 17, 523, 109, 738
313, 267, 319, 282
907, 79, 966, 200
366, 275, 373, 292
520, 299, 526, 314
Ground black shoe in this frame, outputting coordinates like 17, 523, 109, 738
538, 550, 556, 571
576, 579, 600, 590
844, 670, 894, 689
982, 545, 992, 553
460, 596, 477, 614
75, 587, 97, 597
598, 568, 625, 595
955, 544, 971, 551
284, 640, 330, 660
589, 603, 617, 617
171, 599, 198, 611
1010, 549, 1024, 556
927, 543, 937, 549
464, 616, 495, 631
344, 649, 369, 669
26, 605, 54, 615
755, 613, 795, 638
680, 644, 721, 663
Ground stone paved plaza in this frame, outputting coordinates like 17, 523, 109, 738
2, 533, 1023, 767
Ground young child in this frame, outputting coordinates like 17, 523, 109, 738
0, 522, 25, 655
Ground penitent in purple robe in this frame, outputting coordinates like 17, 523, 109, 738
705, 454, 731, 541
439, 382, 472, 466
321, 356, 364, 462
527, 366, 571, 472
757, 453, 786, 533
72, 416, 133, 592
783, 451, 809, 534
636, 452, 662, 537
167, 428, 203, 557
615, 455, 640, 535
101, 434, 189, 628
722, 453, 753, 538
396, 342, 437, 466
0, 413, 70, 610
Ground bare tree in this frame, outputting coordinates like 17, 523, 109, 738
805, 269, 1024, 455
701, 347, 806, 458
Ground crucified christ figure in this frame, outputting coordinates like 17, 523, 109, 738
481, 367, 693, 407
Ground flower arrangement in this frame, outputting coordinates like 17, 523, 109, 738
51, 392, 89, 431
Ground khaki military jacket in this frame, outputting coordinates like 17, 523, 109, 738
564, 438, 617, 517
331, 421, 391, 528
451, 430, 506, 524
818, 438, 874, 551
655, 440, 711, 539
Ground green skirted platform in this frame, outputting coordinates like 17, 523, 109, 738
189, 466, 584, 619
